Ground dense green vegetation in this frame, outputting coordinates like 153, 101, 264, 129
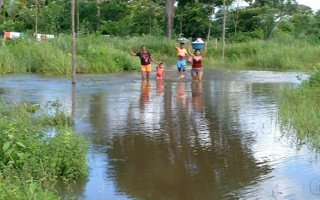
0, 1, 319, 74
279, 69, 320, 148
0, 35, 138, 75
0, 1, 319, 198
0, 33, 319, 75
0, 100, 88, 199
1, 0, 319, 40
0, 0, 319, 74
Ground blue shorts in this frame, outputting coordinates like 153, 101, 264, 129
177, 59, 186, 70
191, 68, 203, 75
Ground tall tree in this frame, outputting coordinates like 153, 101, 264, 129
269, 0, 298, 38
35, 0, 38, 36
71, 0, 76, 84
207, 4, 214, 41
174, 2, 210, 38
77, 0, 80, 34
97, 0, 101, 29
230, 0, 241, 36
165, 0, 174, 38
222, 0, 226, 59
0, 0, 4, 15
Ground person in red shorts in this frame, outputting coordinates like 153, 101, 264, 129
128, 45, 158, 79
156, 62, 167, 80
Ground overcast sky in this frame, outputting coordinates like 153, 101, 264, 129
294, 0, 320, 11
237, 1, 320, 12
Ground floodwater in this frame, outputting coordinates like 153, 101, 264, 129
0, 69, 319, 200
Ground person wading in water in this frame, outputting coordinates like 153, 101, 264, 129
128, 45, 158, 80
187, 42, 207, 81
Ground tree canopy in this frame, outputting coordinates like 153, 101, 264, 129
0, 0, 319, 42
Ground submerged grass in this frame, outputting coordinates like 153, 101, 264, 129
0, 100, 88, 199
278, 69, 320, 149
0, 34, 319, 75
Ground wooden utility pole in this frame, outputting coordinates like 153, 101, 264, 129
222, 0, 226, 60
71, 0, 76, 84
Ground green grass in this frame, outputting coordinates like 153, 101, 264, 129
210, 35, 320, 71
0, 100, 88, 199
0, 34, 319, 75
278, 69, 320, 149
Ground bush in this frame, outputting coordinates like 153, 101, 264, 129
302, 68, 320, 87
0, 100, 89, 198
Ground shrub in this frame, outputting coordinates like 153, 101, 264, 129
0, 100, 89, 198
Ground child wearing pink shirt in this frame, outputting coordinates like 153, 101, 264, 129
156, 62, 167, 79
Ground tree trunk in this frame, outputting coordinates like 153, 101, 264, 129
71, 0, 76, 84
97, 0, 101, 30
207, 5, 214, 42
179, 8, 183, 35
233, 0, 240, 36
0, 0, 3, 14
222, 0, 226, 60
165, 0, 174, 38
149, 0, 152, 34
77, 0, 80, 34
35, 0, 38, 38
269, 17, 282, 39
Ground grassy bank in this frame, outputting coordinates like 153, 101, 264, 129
214, 35, 320, 71
0, 100, 88, 199
0, 34, 319, 75
278, 69, 320, 148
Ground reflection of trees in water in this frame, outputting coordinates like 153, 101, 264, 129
88, 92, 108, 144
106, 80, 270, 200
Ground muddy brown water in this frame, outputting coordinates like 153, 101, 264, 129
0, 69, 319, 200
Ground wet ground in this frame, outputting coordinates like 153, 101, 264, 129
0, 69, 319, 200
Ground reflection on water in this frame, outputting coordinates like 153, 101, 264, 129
107, 79, 268, 200
156, 79, 164, 95
140, 80, 151, 109
0, 71, 318, 200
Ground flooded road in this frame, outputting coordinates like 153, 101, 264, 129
0, 70, 319, 200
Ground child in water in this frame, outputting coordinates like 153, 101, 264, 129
156, 62, 167, 79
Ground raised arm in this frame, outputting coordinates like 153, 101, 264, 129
201, 42, 207, 57
128, 46, 137, 56
187, 43, 195, 57
174, 41, 179, 51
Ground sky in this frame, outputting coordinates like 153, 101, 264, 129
237, 1, 320, 12
295, 0, 320, 11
